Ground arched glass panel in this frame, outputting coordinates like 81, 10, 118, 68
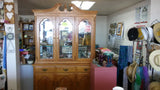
78, 20, 91, 58
59, 19, 73, 58
40, 19, 53, 59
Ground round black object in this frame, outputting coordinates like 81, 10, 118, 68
127, 27, 138, 41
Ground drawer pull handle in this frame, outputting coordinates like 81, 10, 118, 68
84, 68, 88, 71
42, 69, 48, 71
63, 68, 68, 71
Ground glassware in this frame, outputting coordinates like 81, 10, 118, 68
78, 20, 91, 58
40, 19, 53, 59
59, 19, 73, 59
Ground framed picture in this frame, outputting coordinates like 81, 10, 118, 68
0, 0, 4, 9
23, 24, 29, 30
28, 24, 33, 30
0, 9, 4, 22
116, 22, 123, 36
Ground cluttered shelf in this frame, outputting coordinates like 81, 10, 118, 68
19, 21, 35, 65
20, 49, 35, 65
94, 47, 119, 67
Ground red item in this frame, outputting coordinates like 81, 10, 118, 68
20, 51, 29, 56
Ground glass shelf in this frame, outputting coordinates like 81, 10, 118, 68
78, 20, 91, 58
39, 19, 53, 59
59, 19, 73, 59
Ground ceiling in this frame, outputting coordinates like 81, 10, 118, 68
18, 0, 144, 16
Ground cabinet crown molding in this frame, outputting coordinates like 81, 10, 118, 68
32, 3, 97, 16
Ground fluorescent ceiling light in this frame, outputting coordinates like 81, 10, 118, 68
81, 1, 95, 10
71, 1, 95, 10
71, 1, 81, 8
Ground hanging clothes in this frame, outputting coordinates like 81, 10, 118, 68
118, 46, 128, 70
123, 67, 128, 90
118, 46, 133, 70
117, 46, 133, 87
143, 66, 149, 90
140, 67, 144, 90
128, 46, 133, 63
134, 66, 143, 90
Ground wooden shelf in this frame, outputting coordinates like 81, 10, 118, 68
0, 23, 4, 24
20, 22, 35, 49
24, 37, 34, 39
23, 30, 34, 32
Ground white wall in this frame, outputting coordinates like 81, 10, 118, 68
106, 0, 150, 62
107, 0, 150, 42
106, 0, 150, 55
150, 0, 160, 23
96, 16, 107, 47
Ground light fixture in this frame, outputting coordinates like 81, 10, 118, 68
71, 0, 95, 10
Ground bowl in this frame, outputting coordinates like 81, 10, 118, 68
27, 60, 33, 64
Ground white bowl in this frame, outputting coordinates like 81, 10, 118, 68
27, 61, 33, 64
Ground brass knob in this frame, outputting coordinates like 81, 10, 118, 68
63, 68, 68, 71
84, 68, 88, 71
42, 69, 48, 71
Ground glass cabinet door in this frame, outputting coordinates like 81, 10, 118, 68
59, 19, 73, 59
39, 19, 54, 59
78, 20, 91, 58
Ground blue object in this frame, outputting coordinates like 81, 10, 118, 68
3, 35, 7, 69
117, 46, 133, 87
95, 44, 99, 49
118, 46, 133, 70
103, 52, 113, 67
19, 49, 24, 52
106, 55, 113, 67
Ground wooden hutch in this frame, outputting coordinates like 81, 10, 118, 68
33, 3, 97, 90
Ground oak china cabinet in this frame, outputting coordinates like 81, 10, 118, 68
33, 3, 97, 90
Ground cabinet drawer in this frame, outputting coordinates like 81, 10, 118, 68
77, 67, 90, 72
34, 67, 56, 72
56, 66, 76, 73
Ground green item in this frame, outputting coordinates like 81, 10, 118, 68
135, 73, 141, 85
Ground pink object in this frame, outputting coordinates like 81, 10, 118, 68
98, 47, 104, 49
101, 48, 111, 53
91, 63, 117, 90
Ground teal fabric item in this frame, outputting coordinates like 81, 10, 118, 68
139, 67, 144, 90
96, 64, 101, 67
134, 67, 142, 90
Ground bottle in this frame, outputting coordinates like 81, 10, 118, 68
0, 66, 2, 74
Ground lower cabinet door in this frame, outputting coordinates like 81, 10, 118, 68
56, 73, 76, 90
34, 73, 56, 90
76, 73, 90, 90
